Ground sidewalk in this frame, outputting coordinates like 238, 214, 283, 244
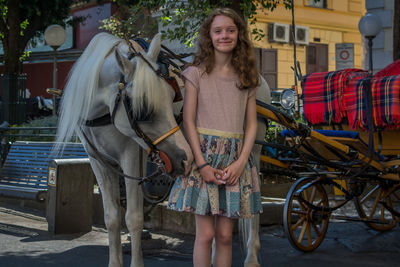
2, 202, 400, 267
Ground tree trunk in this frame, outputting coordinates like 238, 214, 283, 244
394, 0, 400, 61
3, 0, 22, 74
209, 0, 244, 17
228, 1, 243, 17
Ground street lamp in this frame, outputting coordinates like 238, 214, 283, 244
44, 25, 66, 115
358, 13, 382, 75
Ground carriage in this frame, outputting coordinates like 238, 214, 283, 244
256, 63, 400, 252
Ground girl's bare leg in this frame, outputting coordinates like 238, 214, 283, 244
194, 214, 215, 267
214, 216, 236, 267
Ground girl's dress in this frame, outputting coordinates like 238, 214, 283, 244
167, 66, 263, 218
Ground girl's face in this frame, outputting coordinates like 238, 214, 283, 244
209, 15, 238, 54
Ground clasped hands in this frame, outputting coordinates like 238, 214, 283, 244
199, 160, 246, 186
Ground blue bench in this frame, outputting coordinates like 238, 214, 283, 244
0, 141, 88, 202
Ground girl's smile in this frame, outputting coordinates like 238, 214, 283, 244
210, 15, 238, 54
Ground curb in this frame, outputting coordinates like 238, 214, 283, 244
1, 194, 287, 235
260, 197, 285, 226
144, 197, 286, 234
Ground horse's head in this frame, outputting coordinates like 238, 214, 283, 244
111, 34, 193, 176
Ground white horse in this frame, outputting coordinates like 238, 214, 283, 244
56, 32, 192, 267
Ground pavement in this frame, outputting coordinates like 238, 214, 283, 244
2, 201, 400, 267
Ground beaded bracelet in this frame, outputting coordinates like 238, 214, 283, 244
197, 162, 210, 171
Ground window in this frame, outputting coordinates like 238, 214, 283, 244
254, 48, 278, 89
308, 0, 327, 9
306, 43, 328, 74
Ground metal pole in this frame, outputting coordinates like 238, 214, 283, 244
290, 0, 300, 118
367, 36, 373, 76
52, 47, 58, 115
291, 0, 298, 86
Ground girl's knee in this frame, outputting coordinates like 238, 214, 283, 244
196, 228, 215, 244
215, 230, 233, 246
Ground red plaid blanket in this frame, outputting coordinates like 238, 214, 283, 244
302, 69, 368, 125
344, 75, 400, 130
374, 59, 400, 78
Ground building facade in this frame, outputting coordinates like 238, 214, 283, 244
0, 2, 114, 98
251, 0, 366, 89
364, 0, 395, 73
1, 1, 373, 97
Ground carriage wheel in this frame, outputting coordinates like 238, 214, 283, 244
283, 177, 330, 252
354, 180, 400, 231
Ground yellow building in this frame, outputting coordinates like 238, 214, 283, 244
251, 0, 365, 89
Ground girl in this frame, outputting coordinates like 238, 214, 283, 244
167, 7, 262, 267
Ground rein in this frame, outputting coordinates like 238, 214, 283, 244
80, 129, 164, 184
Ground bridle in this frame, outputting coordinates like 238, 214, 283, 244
81, 36, 190, 185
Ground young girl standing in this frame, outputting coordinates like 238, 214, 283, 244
168, 7, 262, 267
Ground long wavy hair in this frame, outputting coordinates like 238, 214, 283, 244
193, 8, 259, 90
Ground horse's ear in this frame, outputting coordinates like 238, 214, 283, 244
147, 33, 161, 61
115, 48, 133, 76
129, 40, 145, 53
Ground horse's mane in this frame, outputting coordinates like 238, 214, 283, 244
56, 32, 122, 144
130, 54, 162, 120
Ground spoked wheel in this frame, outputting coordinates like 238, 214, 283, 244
283, 177, 330, 252
354, 180, 400, 231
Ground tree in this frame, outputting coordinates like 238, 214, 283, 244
100, 0, 292, 46
0, 0, 87, 75
0, 0, 96, 124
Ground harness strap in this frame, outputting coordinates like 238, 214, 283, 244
121, 91, 158, 152
80, 128, 162, 182
153, 125, 180, 146
85, 114, 112, 127
111, 88, 122, 124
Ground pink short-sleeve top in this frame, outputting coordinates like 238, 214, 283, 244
182, 66, 256, 135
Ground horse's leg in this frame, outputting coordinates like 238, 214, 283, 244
242, 118, 265, 267
122, 146, 144, 267
90, 157, 123, 267
243, 216, 261, 267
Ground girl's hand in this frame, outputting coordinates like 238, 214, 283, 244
199, 165, 226, 185
222, 159, 247, 186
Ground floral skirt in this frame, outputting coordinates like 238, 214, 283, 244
167, 129, 263, 218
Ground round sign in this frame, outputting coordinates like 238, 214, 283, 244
339, 50, 350, 60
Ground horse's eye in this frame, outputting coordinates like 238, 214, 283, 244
174, 113, 183, 125
135, 107, 153, 122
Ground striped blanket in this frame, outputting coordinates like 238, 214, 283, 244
344, 75, 400, 130
302, 69, 368, 125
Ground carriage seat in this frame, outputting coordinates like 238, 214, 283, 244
281, 129, 385, 162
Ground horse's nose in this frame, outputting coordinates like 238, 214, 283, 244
182, 150, 194, 176
181, 156, 191, 176
175, 150, 190, 176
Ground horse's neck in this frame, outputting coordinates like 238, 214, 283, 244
87, 54, 122, 120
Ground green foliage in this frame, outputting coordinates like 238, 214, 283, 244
0, 0, 92, 74
21, 115, 59, 128
20, 19, 29, 36
19, 50, 31, 62
100, 0, 292, 47
5, 116, 59, 142
99, 6, 157, 39
265, 122, 285, 144
0, 1, 7, 18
